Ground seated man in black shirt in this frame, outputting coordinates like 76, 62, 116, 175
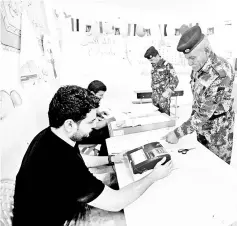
13, 85, 173, 226
80, 80, 114, 156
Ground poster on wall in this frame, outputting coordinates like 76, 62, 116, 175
1, 0, 60, 90
18, 1, 60, 89
0, 0, 51, 53
0, 0, 22, 52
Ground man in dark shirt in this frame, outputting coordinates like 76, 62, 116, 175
81, 80, 114, 156
13, 85, 173, 226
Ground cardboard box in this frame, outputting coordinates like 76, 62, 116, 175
108, 112, 175, 137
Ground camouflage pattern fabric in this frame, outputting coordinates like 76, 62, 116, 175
151, 59, 179, 115
151, 93, 171, 115
174, 51, 235, 164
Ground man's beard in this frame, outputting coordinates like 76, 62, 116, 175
70, 132, 90, 142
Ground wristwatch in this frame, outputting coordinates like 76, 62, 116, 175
108, 155, 114, 165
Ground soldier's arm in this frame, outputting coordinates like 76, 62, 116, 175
151, 68, 160, 90
174, 76, 229, 139
151, 84, 160, 89
166, 63, 179, 92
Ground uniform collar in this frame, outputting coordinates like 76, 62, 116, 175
153, 58, 165, 67
196, 51, 219, 87
157, 58, 165, 66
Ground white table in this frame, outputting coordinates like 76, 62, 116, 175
106, 128, 237, 226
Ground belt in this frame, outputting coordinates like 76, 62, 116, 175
209, 112, 227, 120
191, 110, 228, 121
209, 112, 227, 121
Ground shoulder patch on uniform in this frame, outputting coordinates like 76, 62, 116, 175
200, 73, 211, 82
211, 57, 229, 79
199, 72, 218, 88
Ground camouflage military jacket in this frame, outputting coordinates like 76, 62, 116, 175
151, 59, 179, 95
174, 51, 235, 138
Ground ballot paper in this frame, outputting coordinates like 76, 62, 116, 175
132, 114, 171, 126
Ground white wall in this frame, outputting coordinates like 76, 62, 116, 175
1, 0, 237, 180
0, 51, 20, 91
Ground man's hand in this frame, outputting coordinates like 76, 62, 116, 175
161, 131, 179, 144
111, 153, 125, 163
149, 157, 173, 181
111, 149, 129, 163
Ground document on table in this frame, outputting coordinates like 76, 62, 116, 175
132, 114, 171, 126
112, 114, 171, 129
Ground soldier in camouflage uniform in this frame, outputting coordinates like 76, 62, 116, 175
144, 46, 179, 116
162, 26, 235, 164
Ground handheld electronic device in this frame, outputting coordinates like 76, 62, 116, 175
126, 142, 171, 174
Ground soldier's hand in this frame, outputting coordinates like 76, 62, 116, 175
162, 91, 169, 98
161, 131, 179, 144
162, 89, 172, 98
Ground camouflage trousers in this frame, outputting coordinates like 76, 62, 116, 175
151, 92, 171, 116
197, 109, 235, 164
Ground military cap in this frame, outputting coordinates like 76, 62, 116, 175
144, 46, 159, 59
177, 25, 204, 54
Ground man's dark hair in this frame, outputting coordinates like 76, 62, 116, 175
87, 80, 107, 94
48, 85, 100, 128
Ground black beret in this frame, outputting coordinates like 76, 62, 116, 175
177, 25, 204, 54
144, 46, 159, 59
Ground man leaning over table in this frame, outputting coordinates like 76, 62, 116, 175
13, 85, 173, 226
162, 25, 235, 164
80, 80, 113, 156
